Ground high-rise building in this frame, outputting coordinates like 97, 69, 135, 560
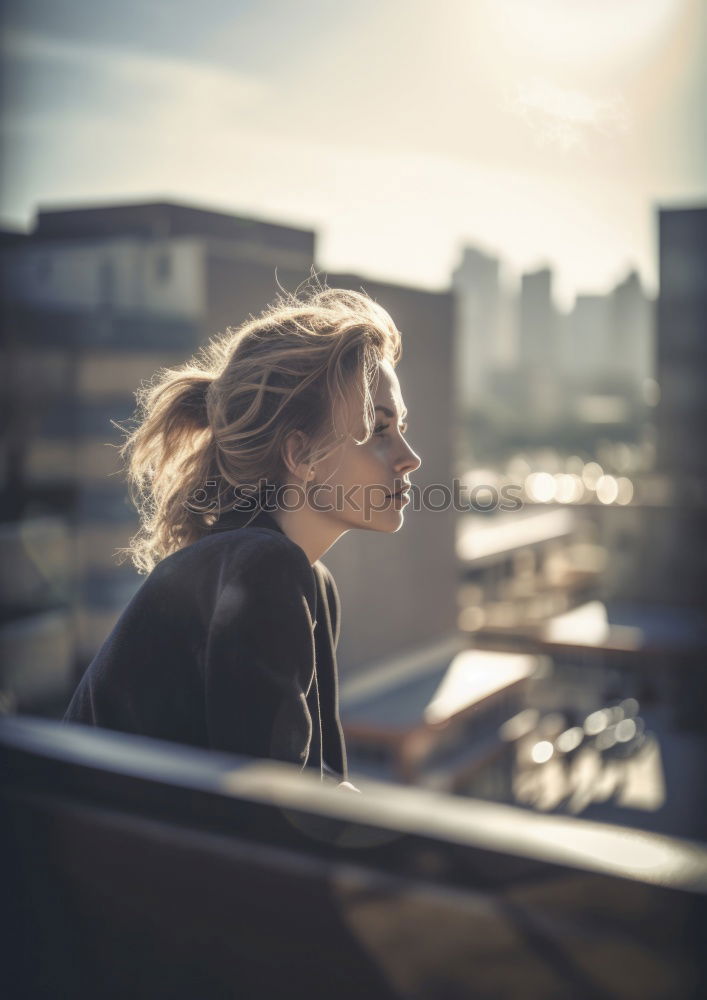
610, 270, 654, 389
655, 207, 707, 479
564, 293, 612, 382
514, 267, 563, 430
597, 205, 707, 610
518, 267, 556, 371
451, 247, 502, 414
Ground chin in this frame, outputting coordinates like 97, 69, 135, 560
359, 510, 406, 533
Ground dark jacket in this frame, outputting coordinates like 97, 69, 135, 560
63, 507, 348, 782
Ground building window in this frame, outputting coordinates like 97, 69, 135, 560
155, 252, 171, 283
98, 260, 115, 307
35, 256, 53, 283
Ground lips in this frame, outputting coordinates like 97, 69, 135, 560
387, 486, 411, 499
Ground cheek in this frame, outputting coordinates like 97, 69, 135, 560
318, 453, 359, 491
329, 442, 388, 491
353, 445, 387, 478
368, 443, 392, 471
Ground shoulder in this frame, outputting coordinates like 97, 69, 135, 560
159, 525, 312, 582
207, 526, 318, 605
313, 560, 341, 633
146, 526, 316, 616
238, 530, 318, 608
205, 530, 318, 636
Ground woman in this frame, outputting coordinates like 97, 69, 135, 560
63, 283, 422, 792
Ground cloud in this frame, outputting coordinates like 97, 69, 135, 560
0, 28, 265, 131
510, 78, 631, 153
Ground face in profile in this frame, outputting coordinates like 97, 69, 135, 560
308, 359, 422, 533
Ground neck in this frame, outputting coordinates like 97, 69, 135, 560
267, 504, 348, 566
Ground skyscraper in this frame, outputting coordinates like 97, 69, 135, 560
452, 247, 502, 415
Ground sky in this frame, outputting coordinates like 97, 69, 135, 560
1, 0, 705, 309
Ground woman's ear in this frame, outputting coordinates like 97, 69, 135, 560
281, 430, 312, 481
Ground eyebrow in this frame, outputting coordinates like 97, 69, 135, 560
375, 405, 408, 421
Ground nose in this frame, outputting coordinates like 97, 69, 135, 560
395, 437, 422, 476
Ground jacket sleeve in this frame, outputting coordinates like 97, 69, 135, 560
203, 537, 319, 769
315, 562, 348, 782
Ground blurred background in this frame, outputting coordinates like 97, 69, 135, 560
1, 0, 706, 838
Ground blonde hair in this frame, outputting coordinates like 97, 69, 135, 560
113, 280, 403, 574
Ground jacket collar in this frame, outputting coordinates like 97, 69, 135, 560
209, 504, 320, 576
209, 504, 285, 536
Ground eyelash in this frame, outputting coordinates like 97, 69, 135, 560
375, 422, 408, 436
